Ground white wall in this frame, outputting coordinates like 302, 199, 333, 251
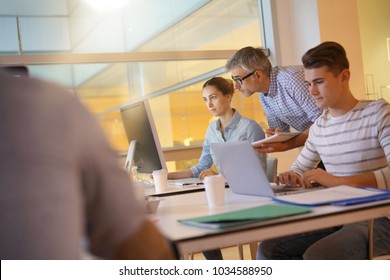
266, 0, 367, 100
317, 0, 365, 99
357, 0, 390, 101
264, 0, 321, 66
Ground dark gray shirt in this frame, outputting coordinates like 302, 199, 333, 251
0, 71, 145, 259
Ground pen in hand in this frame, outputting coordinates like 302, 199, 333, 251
265, 127, 283, 137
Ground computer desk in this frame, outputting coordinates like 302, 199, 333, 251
145, 183, 205, 197
149, 188, 390, 259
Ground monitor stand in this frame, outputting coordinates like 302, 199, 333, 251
124, 139, 137, 176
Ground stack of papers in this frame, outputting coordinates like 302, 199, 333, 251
273, 185, 390, 206
178, 204, 311, 229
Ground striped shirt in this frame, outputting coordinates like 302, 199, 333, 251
291, 99, 390, 190
259, 65, 323, 132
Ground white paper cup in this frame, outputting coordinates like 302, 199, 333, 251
132, 181, 146, 201
152, 169, 168, 192
203, 174, 225, 207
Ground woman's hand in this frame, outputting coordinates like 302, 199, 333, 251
199, 169, 217, 180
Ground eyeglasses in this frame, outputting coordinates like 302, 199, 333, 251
231, 71, 256, 85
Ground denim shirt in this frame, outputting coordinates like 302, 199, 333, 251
191, 109, 267, 178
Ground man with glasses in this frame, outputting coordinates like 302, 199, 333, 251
226, 46, 322, 153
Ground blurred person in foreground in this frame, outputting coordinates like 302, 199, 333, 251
0, 69, 174, 260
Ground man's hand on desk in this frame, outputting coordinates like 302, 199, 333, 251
303, 169, 378, 189
302, 168, 334, 188
277, 168, 379, 189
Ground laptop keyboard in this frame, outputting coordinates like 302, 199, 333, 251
272, 184, 323, 196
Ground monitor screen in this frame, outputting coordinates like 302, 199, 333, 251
120, 100, 167, 173
0, 65, 29, 77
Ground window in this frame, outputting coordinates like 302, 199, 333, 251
0, 0, 267, 170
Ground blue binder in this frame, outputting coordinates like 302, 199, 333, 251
273, 186, 390, 207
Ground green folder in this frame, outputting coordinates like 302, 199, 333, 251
178, 204, 311, 229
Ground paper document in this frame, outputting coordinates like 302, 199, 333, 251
273, 185, 390, 206
252, 132, 301, 146
178, 204, 311, 229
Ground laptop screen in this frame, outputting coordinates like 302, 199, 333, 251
211, 141, 275, 197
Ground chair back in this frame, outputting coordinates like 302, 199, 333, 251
267, 157, 278, 182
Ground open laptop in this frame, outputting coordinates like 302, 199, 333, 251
211, 141, 310, 197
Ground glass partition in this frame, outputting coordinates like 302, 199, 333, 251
147, 78, 266, 149
0, 0, 267, 171
0, 0, 262, 55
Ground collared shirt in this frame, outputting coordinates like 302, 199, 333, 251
191, 109, 267, 178
259, 65, 323, 132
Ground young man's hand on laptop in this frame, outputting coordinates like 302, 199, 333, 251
275, 171, 304, 188
277, 170, 329, 188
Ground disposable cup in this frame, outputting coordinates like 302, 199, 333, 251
203, 174, 225, 207
152, 169, 168, 192
132, 181, 146, 201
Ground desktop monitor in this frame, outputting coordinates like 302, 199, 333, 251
120, 100, 167, 174
0, 65, 29, 77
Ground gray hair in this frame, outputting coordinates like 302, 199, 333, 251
226, 46, 272, 76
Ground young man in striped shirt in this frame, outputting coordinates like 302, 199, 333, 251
257, 41, 390, 259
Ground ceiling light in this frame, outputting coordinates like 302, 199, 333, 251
84, 0, 128, 11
